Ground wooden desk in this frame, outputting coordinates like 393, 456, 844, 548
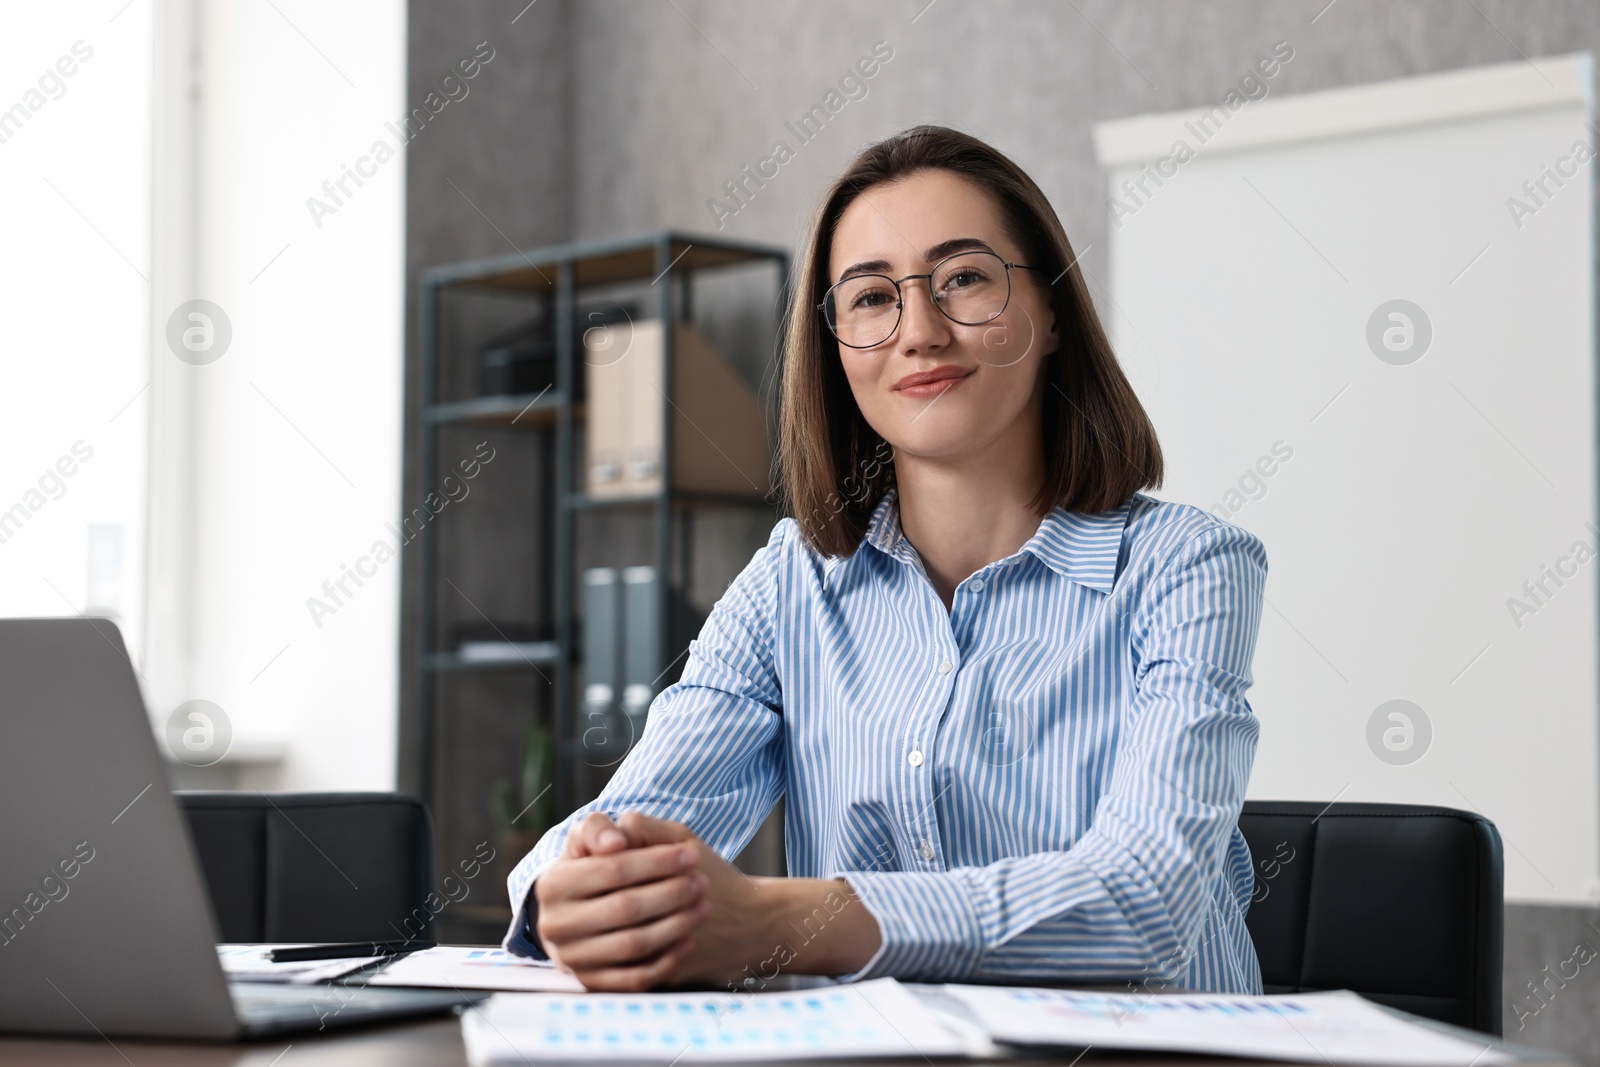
0, 1011, 1575, 1067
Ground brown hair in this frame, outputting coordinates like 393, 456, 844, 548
776, 123, 1164, 558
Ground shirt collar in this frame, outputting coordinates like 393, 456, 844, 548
834, 484, 1134, 593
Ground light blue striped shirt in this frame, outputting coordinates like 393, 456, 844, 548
504, 485, 1268, 993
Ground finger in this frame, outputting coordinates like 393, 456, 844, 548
576, 811, 630, 857
537, 843, 697, 910
539, 871, 707, 945
574, 937, 695, 993
551, 842, 698, 900
555, 897, 710, 970
566, 812, 628, 858
616, 810, 695, 848
563, 812, 608, 857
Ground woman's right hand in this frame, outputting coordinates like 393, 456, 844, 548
532, 811, 711, 991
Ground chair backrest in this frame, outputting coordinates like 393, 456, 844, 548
177, 792, 434, 945
1238, 801, 1503, 1035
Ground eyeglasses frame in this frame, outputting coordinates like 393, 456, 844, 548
816, 250, 1047, 349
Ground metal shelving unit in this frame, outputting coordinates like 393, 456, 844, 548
409, 230, 790, 826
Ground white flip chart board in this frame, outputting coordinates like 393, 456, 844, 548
1094, 53, 1598, 904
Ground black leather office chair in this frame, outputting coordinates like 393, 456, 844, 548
178, 792, 435, 945
1238, 801, 1503, 1035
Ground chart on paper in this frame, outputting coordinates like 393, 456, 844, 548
460, 978, 973, 1064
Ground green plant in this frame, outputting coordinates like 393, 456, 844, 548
490, 717, 554, 834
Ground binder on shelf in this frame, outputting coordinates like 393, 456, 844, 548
583, 565, 708, 752
580, 568, 622, 744
621, 567, 661, 721
585, 320, 771, 499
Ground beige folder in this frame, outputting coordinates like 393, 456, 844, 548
584, 320, 771, 499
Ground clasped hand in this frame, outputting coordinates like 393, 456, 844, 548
532, 811, 775, 991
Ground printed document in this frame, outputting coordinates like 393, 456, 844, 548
945, 985, 1516, 1066
461, 977, 976, 1064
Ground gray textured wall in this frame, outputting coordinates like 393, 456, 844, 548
401, 1, 1600, 1053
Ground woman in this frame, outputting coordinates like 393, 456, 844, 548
503, 124, 1268, 995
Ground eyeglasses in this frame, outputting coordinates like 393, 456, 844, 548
818, 250, 1045, 349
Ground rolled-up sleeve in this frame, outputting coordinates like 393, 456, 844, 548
501, 524, 790, 958
835, 522, 1266, 983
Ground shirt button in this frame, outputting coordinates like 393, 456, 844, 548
936, 660, 953, 675
919, 839, 936, 861
969, 578, 985, 593
908, 749, 924, 767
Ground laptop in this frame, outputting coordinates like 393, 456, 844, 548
0, 616, 487, 1038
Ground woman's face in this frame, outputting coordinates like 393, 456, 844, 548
826, 168, 1058, 463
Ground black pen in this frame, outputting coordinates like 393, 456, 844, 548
266, 940, 432, 963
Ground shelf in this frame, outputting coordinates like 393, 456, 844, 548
423, 231, 789, 293
410, 228, 791, 831
566, 490, 776, 511
424, 392, 574, 427
424, 645, 562, 673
